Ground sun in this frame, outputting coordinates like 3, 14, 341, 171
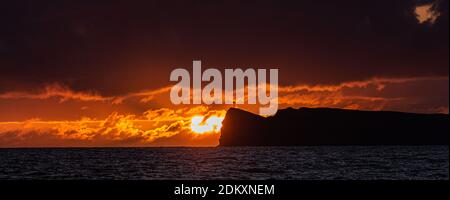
190, 115, 224, 134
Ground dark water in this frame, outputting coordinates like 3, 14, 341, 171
0, 146, 448, 180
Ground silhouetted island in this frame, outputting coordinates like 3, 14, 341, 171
219, 107, 449, 146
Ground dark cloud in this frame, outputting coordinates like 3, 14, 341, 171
1, 0, 448, 94
0, 0, 447, 121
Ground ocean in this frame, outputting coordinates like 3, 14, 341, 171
0, 146, 448, 180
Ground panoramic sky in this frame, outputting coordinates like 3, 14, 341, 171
0, 0, 448, 147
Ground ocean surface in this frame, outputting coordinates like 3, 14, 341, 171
0, 146, 448, 180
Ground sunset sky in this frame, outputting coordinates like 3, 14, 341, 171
0, 0, 448, 147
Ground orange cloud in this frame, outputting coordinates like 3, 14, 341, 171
275, 76, 448, 113
112, 86, 172, 104
0, 106, 225, 147
0, 76, 447, 147
278, 76, 449, 93
0, 83, 112, 102
415, 2, 441, 24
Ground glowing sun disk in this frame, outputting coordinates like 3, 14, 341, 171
190, 116, 224, 134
